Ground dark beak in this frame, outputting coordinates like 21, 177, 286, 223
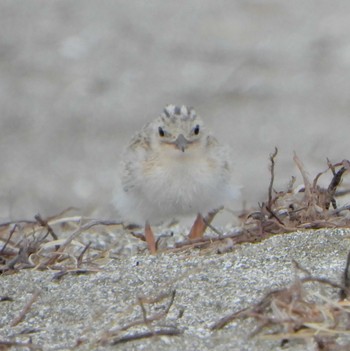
174, 134, 188, 152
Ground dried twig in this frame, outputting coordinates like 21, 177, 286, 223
340, 250, 350, 300
40, 219, 113, 267
10, 290, 40, 327
0, 224, 18, 255
0, 296, 13, 302
0, 220, 36, 229
118, 290, 176, 332
0, 341, 42, 350
268, 147, 278, 208
293, 152, 312, 200
101, 290, 179, 345
77, 241, 92, 267
34, 214, 58, 241
325, 166, 348, 210
210, 307, 249, 330
203, 207, 224, 236
51, 268, 100, 281
111, 328, 181, 345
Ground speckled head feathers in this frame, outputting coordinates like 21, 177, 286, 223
153, 104, 205, 145
161, 105, 197, 121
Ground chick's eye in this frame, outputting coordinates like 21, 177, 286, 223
193, 125, 200, 135
158, 127, 165, 137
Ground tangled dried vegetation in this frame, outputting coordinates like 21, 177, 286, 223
211, 257, 350, 350
0, 213, 122, 276
1, 149, 350, 269
236, 150, 350, 239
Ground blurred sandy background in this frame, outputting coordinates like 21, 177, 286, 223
1, 1, 350, 221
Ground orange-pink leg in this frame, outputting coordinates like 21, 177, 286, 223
188, 209, 220, 240
188, 213, 207, 240
144, 221, 157, 254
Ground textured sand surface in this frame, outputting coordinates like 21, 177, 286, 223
1, 1, 350, 220
1, 229, 349, 350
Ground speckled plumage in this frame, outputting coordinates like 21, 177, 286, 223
115, 105, 239, 225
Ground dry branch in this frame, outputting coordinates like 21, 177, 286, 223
34, 214, 58, 240
10, 290, 40, 327
340, 250, 350, 300
100, 290, 180, 346
111, 328, 181, 345
0, 341, 42, 350
268, 147, 278, 208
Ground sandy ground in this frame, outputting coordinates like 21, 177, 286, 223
1, 228, 349, 350
1, 1, 350, 220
